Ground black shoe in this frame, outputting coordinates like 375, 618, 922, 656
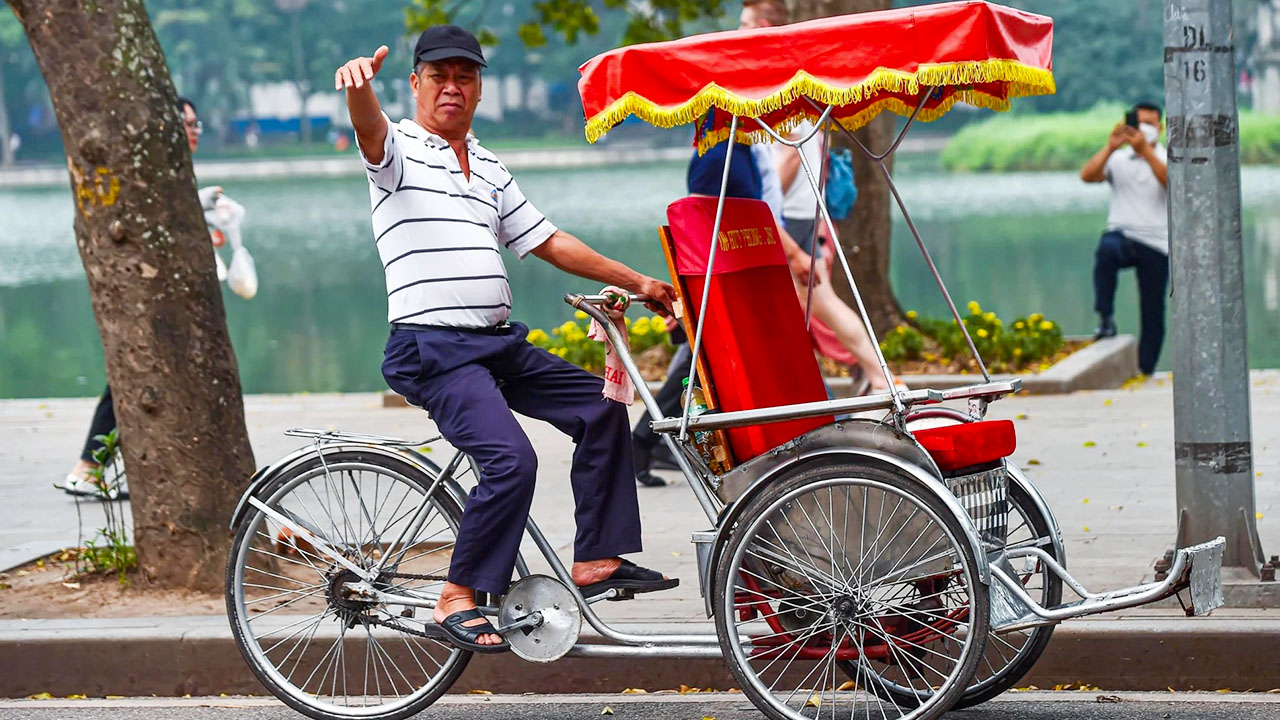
636, 469, 667, 487
1094, 315, 1117, 340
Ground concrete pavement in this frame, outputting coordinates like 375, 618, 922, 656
1, 371, 1278, 695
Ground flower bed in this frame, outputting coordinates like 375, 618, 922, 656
526, 301, 1074, 381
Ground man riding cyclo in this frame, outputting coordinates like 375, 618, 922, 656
335, 25, 679, 653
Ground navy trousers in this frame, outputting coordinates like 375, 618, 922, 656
1092, 230, 1169, 375
381, 323, 642, 595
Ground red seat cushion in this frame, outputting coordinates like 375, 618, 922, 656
913, 420, 1017, 473
665, 196, 832, 462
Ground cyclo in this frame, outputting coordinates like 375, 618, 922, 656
224, 3, 1226, 719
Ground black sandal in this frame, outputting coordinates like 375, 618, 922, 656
437, 608, 509, 654
579, 559, 679, 598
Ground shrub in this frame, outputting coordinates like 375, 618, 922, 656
881, 303, 1066, 373
527, 311, 671, 374
941, 104, 1280, 172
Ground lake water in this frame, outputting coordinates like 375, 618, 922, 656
2, 162, 1279, 398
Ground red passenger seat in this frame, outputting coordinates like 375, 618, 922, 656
912, 420, 1017, 473
660, 196, 833, 465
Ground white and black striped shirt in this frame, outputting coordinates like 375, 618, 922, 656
362, 114, 556, 327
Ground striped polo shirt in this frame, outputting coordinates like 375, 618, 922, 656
362, 113, 556, 327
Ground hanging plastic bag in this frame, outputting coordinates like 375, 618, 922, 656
204, 193, 258, 300
824, 148, 858, 220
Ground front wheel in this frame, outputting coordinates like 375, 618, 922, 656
713, 461, 989, 720
226, 450, 470, 720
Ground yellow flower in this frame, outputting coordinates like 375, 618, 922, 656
1014, 321, 1025, 330
574, 310, 588, 320
559, 321, 577, 334
976, 328, 989, 338
967, 301, 982, 315
632, 316, 651, 334
1039, 320, 1054, 331
1013, 347, 1023, 356
527, 329, 549, 344
906, 310, 917, 320
1029, 312, 1044, 323
994, 317, 1003, 326
984, 311, 996, 322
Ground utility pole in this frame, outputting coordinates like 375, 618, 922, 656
1163, 0, 1266, 575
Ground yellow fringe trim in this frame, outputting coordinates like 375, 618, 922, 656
582, 58, 1055, 149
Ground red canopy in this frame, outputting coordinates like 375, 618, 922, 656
578, 0, 1054, 152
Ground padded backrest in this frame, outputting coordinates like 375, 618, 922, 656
662, 196, 832, 462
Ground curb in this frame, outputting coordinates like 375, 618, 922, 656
5, 616, 1277, 697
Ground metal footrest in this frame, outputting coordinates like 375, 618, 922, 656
988, 536, 1226, 633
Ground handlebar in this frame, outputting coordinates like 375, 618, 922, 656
566, 292, 650, 307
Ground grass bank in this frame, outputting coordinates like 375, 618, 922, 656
940, 104, 1280, 172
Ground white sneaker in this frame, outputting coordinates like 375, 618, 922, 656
55, 473, 129, 501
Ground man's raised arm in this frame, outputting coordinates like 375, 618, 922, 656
336, 45, 390, 164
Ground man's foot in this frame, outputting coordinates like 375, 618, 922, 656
572, 557, 679, 598
433, 582, 505, 649
1094, 315, 1117, 340
636, 469, 667, 487
54, 462, 127, 500
649, 444, 680, 471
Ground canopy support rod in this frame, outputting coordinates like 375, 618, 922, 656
680, 113, 739, 442
805, 92, 992, 382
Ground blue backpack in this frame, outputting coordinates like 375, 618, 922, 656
824, 148, 858, 220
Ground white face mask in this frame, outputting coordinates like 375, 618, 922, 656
1140, 122, 1160, 145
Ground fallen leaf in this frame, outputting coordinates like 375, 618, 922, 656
1104, 399, 1113, 406
804, 693, 822, 708
1084, 526, 1091, 532
1216, 688, 1231, 693
670, 551, 681, 557
62, 581, 81, 590
601, 706, 614, 715
1109, 505, 1124, 511
1027, 459, 1042, 466
27, 693, 53, 700
1083, 441, 1097, 448
621, 688, 647, 694
105, 695, 124, 700
1137, 442, 1148, 448
837, 681, 857, 691
1096, 695, 1122, 703
1259, 513, 1265, 520
1082, 498, 1090, 504
467, 690, 493, 695
65, 694, 86, 700
1016, 413, 1028, 420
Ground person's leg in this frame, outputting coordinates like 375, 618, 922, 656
496, 331, 654, 586
783, 217, 818, 256
1093, 230, 1134, 337
79, 385, 116, 464
632, 343, 691, 485
797, 274, 892, 391
382, 332, 535, 646
1133, 244, 1170, 375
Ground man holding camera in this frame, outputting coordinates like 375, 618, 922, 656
1080, 102, 1169, 376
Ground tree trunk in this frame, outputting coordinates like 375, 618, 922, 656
8, 0, 255, 591
0, 40, 15, 168
291, 9, 311, 145
792, 0, 905, 334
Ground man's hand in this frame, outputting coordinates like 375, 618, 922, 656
335, 45, 389, 91
1107, 123, 1129, 151
633, 276, 677, 318
1121, 125, 1149, 155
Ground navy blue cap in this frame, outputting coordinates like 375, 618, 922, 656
414, 25, 487, 69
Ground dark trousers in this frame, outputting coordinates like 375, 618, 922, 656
382, 323, 641, 595
1093, 230, 1169, 375
632, 343, 692, 452
81, 385, 116, 462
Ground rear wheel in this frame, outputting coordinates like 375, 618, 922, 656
713, 461, 989, 720
226, 450, 471, 720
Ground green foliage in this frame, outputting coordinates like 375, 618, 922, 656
881, 303, 1066, 373
76, 429, 136, 584
941, 104, 1280, 172
527, 311, 671, 374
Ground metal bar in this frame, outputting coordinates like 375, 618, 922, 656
802, 90, 929, 161
812, 92, 993, 382
1005, 546, 1097, 600
567, 296, 722, 523
752, 104, 834, 147
284, 428, 439, 446
566, 644, 726, 658
794, 130, 905, 408
681, 113, 740, 442
650, 388, 943, 434
247, 496, 370, 580
1163, 0, 1265, 571
370, 450, 463, 576
521, 518, 723, 646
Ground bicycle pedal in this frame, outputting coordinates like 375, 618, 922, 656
606, 588, 636, 602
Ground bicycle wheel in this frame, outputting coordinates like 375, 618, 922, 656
226, 449, 471, 720
952, 478, 1061, 706
713, 461, 989, 720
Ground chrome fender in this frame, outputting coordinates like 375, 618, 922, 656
228, 443, 465, 531
700, 419, 990, 618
